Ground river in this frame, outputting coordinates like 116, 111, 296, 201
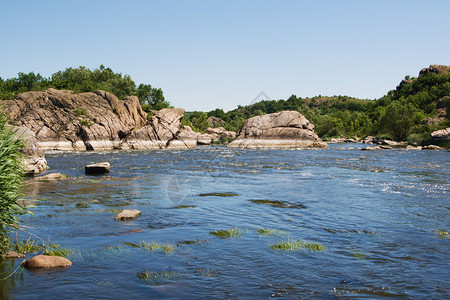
1, 144, 449, 299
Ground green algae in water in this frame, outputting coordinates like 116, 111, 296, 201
136, 270, 182, 283
210, 227, 241, 238
195, 268, 219, 278
171, 205, 195, 209
199, 192, 238, 197
250, 199, 307, 209
177, 239, 207, 245
257, 228, 287, 236
270, 240, 324, 252
434, 229, 449, 238
75, 202, 89, 208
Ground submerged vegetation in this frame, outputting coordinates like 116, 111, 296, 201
123, 241, 178, 254
11, 239, 73, 257
136, 270, 182, 283
210, 228, 241, 238
270, 240, 324, 252
199, 192, 238, 197
257, 228, 287, 236
249, 199, 307, 209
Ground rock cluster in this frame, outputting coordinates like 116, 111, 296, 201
228, 111, 327, 148
4, 89, 189, 151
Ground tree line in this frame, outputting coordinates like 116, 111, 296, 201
0, 65, 170, 111
196, 70, 449, 145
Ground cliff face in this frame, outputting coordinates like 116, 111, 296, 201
227, 111, 327, 148
4, 89, 191, 151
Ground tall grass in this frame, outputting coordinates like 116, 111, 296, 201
0, 112, 25, 253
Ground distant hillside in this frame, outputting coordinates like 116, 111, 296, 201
203, 65, 449, 143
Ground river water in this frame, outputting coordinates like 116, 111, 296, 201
1, 144, 449, 299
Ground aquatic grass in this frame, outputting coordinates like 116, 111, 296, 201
195, 268, 219, 278
171, 205, 195, 209
12, 238, 41, 254
210, 227, 241, 238
42, 243, 73, 257
104, 244, 123, 251
122, 241, 140, 248
95, 208, 122, 214
177, 239, 207, 246
270, 240, 324, 252
249, 199, 306, 209
199, 192, 238, 197
75, 202, 89, 208
139, 241, 177, 254
323, 228, 379, 235
351, 250, 366, 260
257, 228, 287, 236
136, 270, 182, 283
434, 229, 449, 238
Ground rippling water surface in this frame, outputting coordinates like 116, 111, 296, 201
2, 145, 449, 299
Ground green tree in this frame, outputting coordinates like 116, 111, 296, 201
136, 84, 170, 111
188, 111, 209, 132
380, 100, 417, 140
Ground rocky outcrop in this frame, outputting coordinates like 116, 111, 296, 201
227, 111, 327, 148
419, 65, 450, 76
362, 136, 405, 146
168, 125, 199, 148
431, 127, 450, 142
4, 89, 189, 151
23, 255, 73, 268
197, 127, 237, 145
207, 116, 225, 128
12, 126, 48, 175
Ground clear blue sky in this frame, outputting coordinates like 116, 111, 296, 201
1, 0, 449, 111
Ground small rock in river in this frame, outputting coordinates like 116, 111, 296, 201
3, 251, 26, 259
23, 255, 73, 268
114, 209, 141, 221
85, 162, 110, 175
36, 172, 67, 180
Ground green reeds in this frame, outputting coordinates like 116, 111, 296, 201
270, 240, 324, 252
210, 227, 241, 238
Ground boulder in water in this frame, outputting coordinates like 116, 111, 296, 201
23, 255, 72, 268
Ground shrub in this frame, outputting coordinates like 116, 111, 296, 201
0, 112, 25, 253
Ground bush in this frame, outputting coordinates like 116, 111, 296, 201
0, 112, 25, 253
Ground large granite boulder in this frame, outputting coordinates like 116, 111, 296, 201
12, 126, 48, 175
227, 111, 327, 148
4, 89, 189, 151
431, 127, 450, 142
122, 108, 185, 149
